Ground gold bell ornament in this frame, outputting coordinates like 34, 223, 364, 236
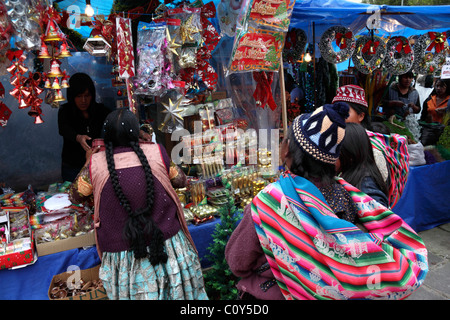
48, 59, 62, 77
57, 41, 72, 58
51, 77, 61, 90
37, 40, 51, 59
44, 20, 62, 42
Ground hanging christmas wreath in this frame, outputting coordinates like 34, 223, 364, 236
413, 31, 448, 75
283, 28, 307, 64
352, 35, 386, 74
318, 25, 355, 64
384, 36, 414, 75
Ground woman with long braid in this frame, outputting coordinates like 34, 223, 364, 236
69, 108, 207, 300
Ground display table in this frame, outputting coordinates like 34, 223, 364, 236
394, 160, 450, 233
0, 217, 222, 300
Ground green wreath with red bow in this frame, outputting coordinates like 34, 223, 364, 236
413, 31, 448, 75
352, 35, 386, 74
384, 36, 414, 75
318, 25, 355, 64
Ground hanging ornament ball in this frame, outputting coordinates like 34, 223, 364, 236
412, 31, 448, 75
352, 35, 386, 74
117, 89, 122, 96
384, 36, 414, 75
318, 25, 356, 64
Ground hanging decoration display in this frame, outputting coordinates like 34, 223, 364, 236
158, 82, 186, 134
413, 31, 448, 75
217, 0, 243, 37
37, 6, 72, 109
352, 35, 386, 74
7, 48, 46, 123
7, 49, 29, 108
84, 16, 116, 58
228, 0, 295, 75
384, 36, 414, 75
0, 1, 13, 56
245, 0, 296, 31
134, 21, 169, 96
179, 2, 221, 93
3, 0, 43, 51
229, 26, 286, 73
116, 17, 135, 79
318, 25, 355, 64
283, 28, 307, 64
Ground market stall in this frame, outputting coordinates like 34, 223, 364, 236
0, 0, 292, 300
0, 0, 449, 300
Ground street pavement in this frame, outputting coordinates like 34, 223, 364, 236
408, 223, 450, 300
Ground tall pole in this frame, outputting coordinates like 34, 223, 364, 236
280, 55, 288, 136
313, 21, 317, 109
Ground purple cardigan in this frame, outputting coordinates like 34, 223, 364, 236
95, 145, 181, 253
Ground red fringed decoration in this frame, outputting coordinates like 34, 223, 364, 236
253, 71, 277, 111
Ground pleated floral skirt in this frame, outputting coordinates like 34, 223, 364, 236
99, 230, 209, 300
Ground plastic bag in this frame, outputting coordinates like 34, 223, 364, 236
408, 142, 426, 166
134, 21, 168, 96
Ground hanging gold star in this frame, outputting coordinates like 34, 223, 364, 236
159, 97, 184, 131
166, 27, 181, 56
178, 15, 200, 44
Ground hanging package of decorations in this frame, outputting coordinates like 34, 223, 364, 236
168, 7, 202, 47
217, 0, 243, 37
384, 36, 414, 75
283, 28, 307, 64
227, 0, 294, 75
116, 17, 135, 79
318, 25, 355, 64
179, 2, 221, 94
134, 21, 168, 96
239, 0, 296, 32
352, 34, 386, 74
4, 0, 43, 51
228, 24, 286, 73
413, 31, 448, 75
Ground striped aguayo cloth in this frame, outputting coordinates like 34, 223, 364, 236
251, 174, 428, 300
366, 130, 409, 209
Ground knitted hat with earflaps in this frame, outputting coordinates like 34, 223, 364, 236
292, 102, 349, 164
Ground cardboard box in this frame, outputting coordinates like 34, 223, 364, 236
36, 231, 96, 256
48, 264, 108, 300
0, 207, 37, 270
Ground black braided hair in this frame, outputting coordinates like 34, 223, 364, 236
103, 108, 167, 265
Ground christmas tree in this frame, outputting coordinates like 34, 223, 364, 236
203, 206, 243, 300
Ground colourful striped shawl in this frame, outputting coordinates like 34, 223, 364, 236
366, 130, 409, 208
251, 174, 428, 300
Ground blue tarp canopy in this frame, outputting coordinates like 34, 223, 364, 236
289, 0, 450, 42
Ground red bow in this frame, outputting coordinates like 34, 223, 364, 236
362, 40, 380, 55
40, 6, 62, 29
395, 37, 411, 54
6, 50, 24, 62
335, 31, 353, 49
253, 72, 277, 111
427, 32, 447, 53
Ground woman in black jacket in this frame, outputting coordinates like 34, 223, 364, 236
58, 73, 112, 182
